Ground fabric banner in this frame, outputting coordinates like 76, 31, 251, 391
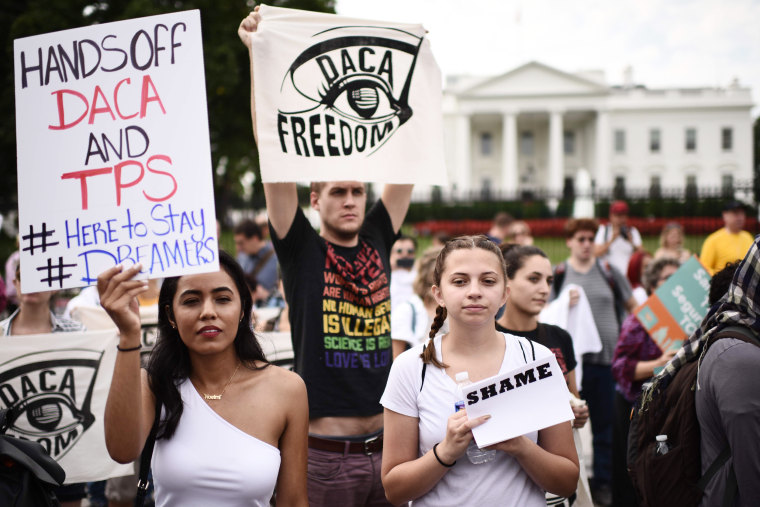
635, 256, 711, 352
251, 5, 446, 184
14, 10, 218, 294
0, 329, 132, 483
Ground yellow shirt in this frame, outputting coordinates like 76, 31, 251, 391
700, 228, 754, 275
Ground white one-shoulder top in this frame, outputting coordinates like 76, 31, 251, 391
152, 379, 281, 506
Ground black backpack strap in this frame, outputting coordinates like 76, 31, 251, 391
420, 344, 427, 392
136, 399, 162, 505
697, 445, 731, 492
722, 463, 738, 507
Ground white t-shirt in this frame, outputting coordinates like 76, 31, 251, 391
594, 224, 642, 275
391, 294, 429, 347
381, 333, 553, 507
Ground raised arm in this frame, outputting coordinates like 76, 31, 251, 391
238, 8, 261, 144
238, 10, 299, 239
381, 184, 414, 234
98, 264, 156, 463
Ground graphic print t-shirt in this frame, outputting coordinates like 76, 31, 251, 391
271, 202, 396, 418
494, 322, 577, 375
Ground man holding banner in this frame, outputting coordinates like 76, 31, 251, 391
240, 5, 446, 505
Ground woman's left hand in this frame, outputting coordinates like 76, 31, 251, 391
571, 403, 589, 428
487, 435, 531, 456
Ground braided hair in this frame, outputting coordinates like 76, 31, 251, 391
421, 235, 506, 368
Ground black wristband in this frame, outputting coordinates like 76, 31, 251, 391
433, 443, 455, 467
117, 344, 142, 352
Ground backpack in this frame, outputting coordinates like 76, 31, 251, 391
627, 325, 760, 507
0, 408, 66, 506
554, 259, 627, 327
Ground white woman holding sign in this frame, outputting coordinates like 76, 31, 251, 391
380, 236, 578, 506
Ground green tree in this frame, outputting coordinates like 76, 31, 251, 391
0, 0, 334, 221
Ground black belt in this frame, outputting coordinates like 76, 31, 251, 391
308, 434, 383, 455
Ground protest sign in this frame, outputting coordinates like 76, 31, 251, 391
14, 10, 218, 294
635, 256, 711, 352
250, 5, 446, 184
0, 329, 133, 483
462, 355, 573, 448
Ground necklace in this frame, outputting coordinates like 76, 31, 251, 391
198, 362, 241, 401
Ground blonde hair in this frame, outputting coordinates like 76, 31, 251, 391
659, 222, 684, 249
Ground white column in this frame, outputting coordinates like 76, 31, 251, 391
548, 110, 564, 194
501, 111, 518, 194
595, 109, 610, 191
455, 113, 472, 195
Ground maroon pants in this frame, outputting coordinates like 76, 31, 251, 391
307, 446, 397, 507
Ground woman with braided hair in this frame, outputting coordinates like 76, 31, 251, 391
380, 236, 578, 506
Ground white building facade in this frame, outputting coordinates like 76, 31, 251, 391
439, 61, 754, 199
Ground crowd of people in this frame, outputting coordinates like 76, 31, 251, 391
1, 7, 759, 507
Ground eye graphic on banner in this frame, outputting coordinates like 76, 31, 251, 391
277, 28, 424, 157
0, 349, 103, 460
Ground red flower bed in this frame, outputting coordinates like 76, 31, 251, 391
413, 217, 759, 238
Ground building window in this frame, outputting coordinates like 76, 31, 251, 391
520, 132, 534, 156
722, 174, 734, 199
722, 127, 733, 151
649, 129, 661, 153
686, 175, 698, 200
480, 132, 493, 156
614, 129, 626, 153
563, 131, 575, 155
685, 128, 697, 152
649, 175, 662, 199
613, 176, 626, 200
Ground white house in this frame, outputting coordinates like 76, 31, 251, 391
437, 61, 754, 199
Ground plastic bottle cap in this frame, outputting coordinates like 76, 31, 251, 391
656, 435, 668, 442
455, 371, 470, 383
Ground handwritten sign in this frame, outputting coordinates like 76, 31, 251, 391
462, 355, 573, 448
14, 10, 218, 293
250, 5, 446, 184
0, 330, 132, 483
635, 256, 711, 352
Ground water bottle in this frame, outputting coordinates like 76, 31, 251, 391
655, 434, 670, 456
455, 371, 496, 465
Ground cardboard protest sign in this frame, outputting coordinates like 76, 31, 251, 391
251, 5, 446, 184
14, 10, 218, 293
635, 256, 711, 352
0, 330, 133, 483
462, 355, 573, 448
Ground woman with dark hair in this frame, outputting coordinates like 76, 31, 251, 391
98, 250, 308, 506
496, 244, 588, 428
381, 236, 578, 506
610, 256, 680, 507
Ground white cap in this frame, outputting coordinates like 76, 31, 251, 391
455, 371, 470, 383
656, 435, 668, 442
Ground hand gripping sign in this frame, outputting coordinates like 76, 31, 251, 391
462, 355, 574, 448
14, 10, 218, 293
251, 5, 447, 184
634, 256, 711, 352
